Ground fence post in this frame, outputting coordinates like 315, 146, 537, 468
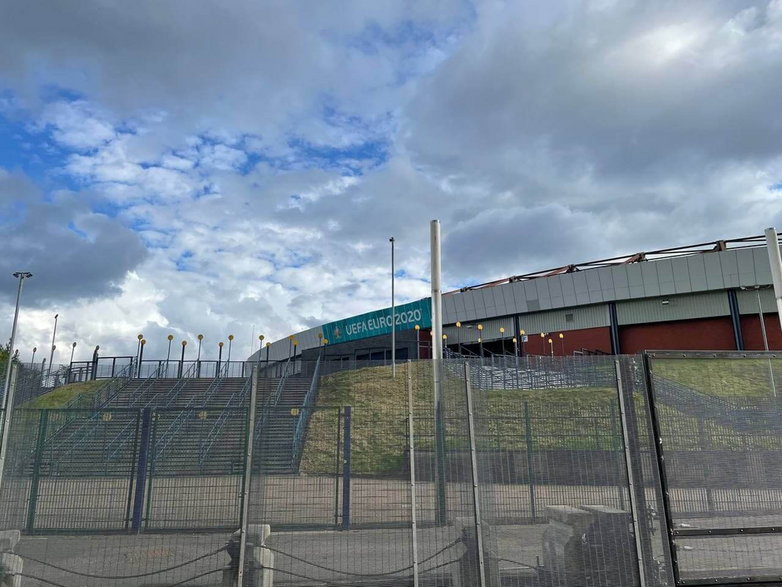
463, 362, 488, 587
407, 361, 420, 587
614, 359, 648, 586
608, 402, 626, 510
25, 409, 49, 532
341, 406, 352, 530
236, 365, 259, 587
523, 401, 536, 523
131, 408, 153, 533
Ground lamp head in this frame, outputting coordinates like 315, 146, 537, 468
228, 335, 234, 341
167, 334, 174, 341
12, 271, 32, 279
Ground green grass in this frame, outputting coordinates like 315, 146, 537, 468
653, 358, 782, 400
299, 362, 781, 475
300, 364, 622, 475
22, 380, 105, 409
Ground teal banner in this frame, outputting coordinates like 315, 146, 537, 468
322, 298, 432, 344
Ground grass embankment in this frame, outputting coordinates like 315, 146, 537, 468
300, 363, 781, 475
23, 380, 105, 409
653, 358, 782, 400
300, 364, 619, 475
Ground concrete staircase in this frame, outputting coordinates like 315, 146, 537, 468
256, 376, 312, 474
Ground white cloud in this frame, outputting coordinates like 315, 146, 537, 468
2, 0, 782, 359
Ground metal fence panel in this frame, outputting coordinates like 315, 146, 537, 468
647, 351, 782, 585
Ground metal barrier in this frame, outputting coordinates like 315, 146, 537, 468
0, 355, 780, 586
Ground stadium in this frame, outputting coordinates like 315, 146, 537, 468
255, 233, 782, 365
1, 232, 781, 586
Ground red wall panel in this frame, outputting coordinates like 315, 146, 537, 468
619, 317, 736, 354
521, 326, 612, 356
740, 314, 782, 350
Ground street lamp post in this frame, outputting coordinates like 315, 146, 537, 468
0, 271, 33, 492
390, 236, 396, 379
414, 325, 420, 360
500, 327, 506, 356
265, 342, 271, 366
559, 332, 565, 356
548, 337, 554, 357
2, 271, 32, 408
136, 334, 144, 377
455, 321, 462, 355
138, 339, 146, 375
227, 334, 234, 364
30, 347, 37, 366
519, 329, 526, 357
179, 340, 187, 378
196, 334, 204, 377
477, 324, 484, 357
218, 342, 224, 375
48, 313, 58, 375
166, 334, 174, 376
69, 342, 76, 382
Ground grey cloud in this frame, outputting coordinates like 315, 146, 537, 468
0, 171, 148, 305
406, 1, 782, 188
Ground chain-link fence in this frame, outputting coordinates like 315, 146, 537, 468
0, 353, 780, 585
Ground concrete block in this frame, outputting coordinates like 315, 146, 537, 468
542, 506, 593, 586
451, 517, 500, 587
253, 546, 274, 587
0, 552, 22, 587
0, 532, 19, 554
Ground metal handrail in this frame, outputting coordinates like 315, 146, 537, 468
153, 372, 234, 461
49, 363, 164, 467
290, 355, 322, 469
104, 362, 198, 460
197, 376, 252, 464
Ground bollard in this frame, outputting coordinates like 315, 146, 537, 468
223, 525, 273, 587
0, 530, 21, 587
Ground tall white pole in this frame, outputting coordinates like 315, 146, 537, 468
764, 227, 782, 332
431, 221, 443, 361
390, 236, 396, 378
430, 219, 446, 523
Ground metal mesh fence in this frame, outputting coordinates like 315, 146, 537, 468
647, 351, 782, 585
0, 353, 780, 585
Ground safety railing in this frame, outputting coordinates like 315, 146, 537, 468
152, 372, 241, 463
197, 376, 252, 465
45, 363, 159, 464
104, 363, 198, 460
290, 355, 322, 470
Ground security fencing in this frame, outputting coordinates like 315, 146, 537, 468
0, 353, 779, 585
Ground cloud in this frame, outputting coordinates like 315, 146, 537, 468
1, 0, 782, 360
0, 169, 148, 304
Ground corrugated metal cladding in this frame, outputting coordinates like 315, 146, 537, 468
441, 247, 777, 324
518, 305, 610, 334
443, 317, 514, 343
736, 287, 777, 315
615, 291, 730, 326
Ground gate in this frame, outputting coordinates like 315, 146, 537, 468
646, 351, 782, 585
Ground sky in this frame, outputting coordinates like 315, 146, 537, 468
1, 0, 781, 363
